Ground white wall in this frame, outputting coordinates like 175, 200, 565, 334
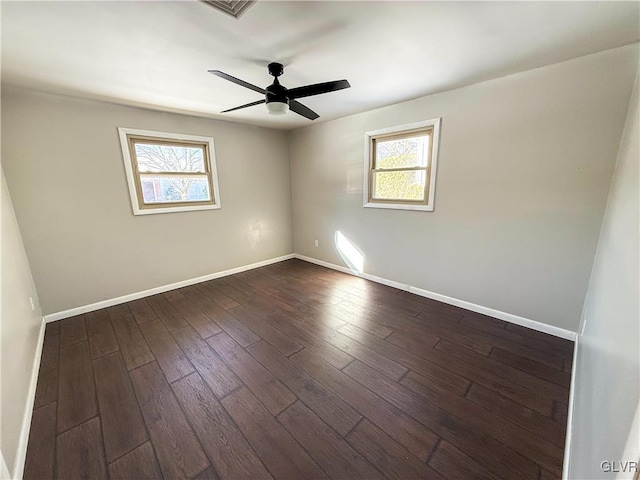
290, 44, 638, 333
1, 170, 43, 477
1, 89, 293, 315
566, 65, 639, 479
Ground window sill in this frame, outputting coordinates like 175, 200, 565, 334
132, 204, 221, 215
363, 202, 434, 212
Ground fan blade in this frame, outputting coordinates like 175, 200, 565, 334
208, 70, 266, 94
287, 79, 350, 99
221, 99, 266, 113
289, 100, 319, 120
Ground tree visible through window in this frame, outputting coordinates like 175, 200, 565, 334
373, 135, 428, 201
118, 128, 221, 215
364, 119, 441, 211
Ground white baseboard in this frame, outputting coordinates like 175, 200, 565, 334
43, 251, 577, 342
562, 334, 580, 479
12, 317, 46, 480
44, 254, 295, 323
294, 253, 577, 341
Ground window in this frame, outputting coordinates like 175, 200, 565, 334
118, 128, 221, 215
363, 118, 441, 211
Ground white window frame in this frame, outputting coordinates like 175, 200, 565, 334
118, 127, 222, 215
363, 118, 441, 212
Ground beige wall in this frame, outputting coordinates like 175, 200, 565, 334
567, 65, 639, 479
2, 89, 293, 315
290, 44, 638, 332
1, 170, 43, 477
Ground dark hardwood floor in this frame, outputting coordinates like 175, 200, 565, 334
24, 259, 573, 480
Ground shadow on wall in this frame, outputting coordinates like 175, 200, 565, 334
335, 231, 364, 274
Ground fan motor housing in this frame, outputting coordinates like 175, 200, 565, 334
265, 82, 288, 105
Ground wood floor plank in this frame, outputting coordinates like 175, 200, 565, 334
56, 417, 107, 480
300, 318, 409, 381
459, 314, 571, 358
224, 275, 262, 297
401, 370, 564, 476
139, 320, 195, 383
247, 340, 362, 436
129, 362, 210, 479
466, 383, 566, 448
46, 321, 60, 336
540, 468, 560, 480
59, 315, 87, 347
197, 283, 240, 310
24, 402, 57, 480
176, 284, 212, 305
210, 279, 253, 304
199, 301, 260, 347
108, 442, 162, 480
318, 302, 395, 338
563, 356, 573, 374
172, 373, 273, 480
278, 401, 385, 479
127, 298, 158, 325
195, 466, 221, 480
107, 303, 131, 319
229, 305, 302, 356
146, 294, 189, 331
171, 326, 242, 397
428, 440, 500, 480
235, 270, 281, 295
342, 321, 555, 414
93, 351, 148, 462
207, 332, 295, 415
34, 332, 59, 408
346, 419, 443, 480
553, 400, 569, 426
40, 330, 60, 368
339, 323, 471, 397
388, 325, 489, 356
173, 297, 223, 339
340, 290, 424, 319
434, 339, 568, 408
490, 346, 571, 387
344, 360, 539, 480
25, 259, 570, 480
247, 305, 355, 369
57, 341, 97, 433
507, 319, 574, 354
290, 348, 438, 460
246, 292, 306, 318
221, 387, 328, 479
86, 309, 119, 359
163, 288, 186, 302
110, 313, 155, 371
441, 314, 566, 369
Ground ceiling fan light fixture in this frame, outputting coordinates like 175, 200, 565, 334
266, 101, 289, 115
210, 63, 350, 120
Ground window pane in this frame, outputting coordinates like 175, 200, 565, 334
140, 176, 211, 204
372, 170, 426, 201
134, 142, 205, 173
375, 134, 429, 169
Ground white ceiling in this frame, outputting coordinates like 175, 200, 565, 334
2, 1, 638, 130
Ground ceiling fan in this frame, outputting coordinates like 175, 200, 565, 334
209, 62, 350, 120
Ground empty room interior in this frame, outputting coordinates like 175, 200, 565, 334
1, 1, 639, 479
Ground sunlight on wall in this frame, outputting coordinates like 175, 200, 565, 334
335, 231, 365, 274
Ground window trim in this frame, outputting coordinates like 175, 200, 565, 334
118, 127, 222, 215
363, 118, 441, 212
